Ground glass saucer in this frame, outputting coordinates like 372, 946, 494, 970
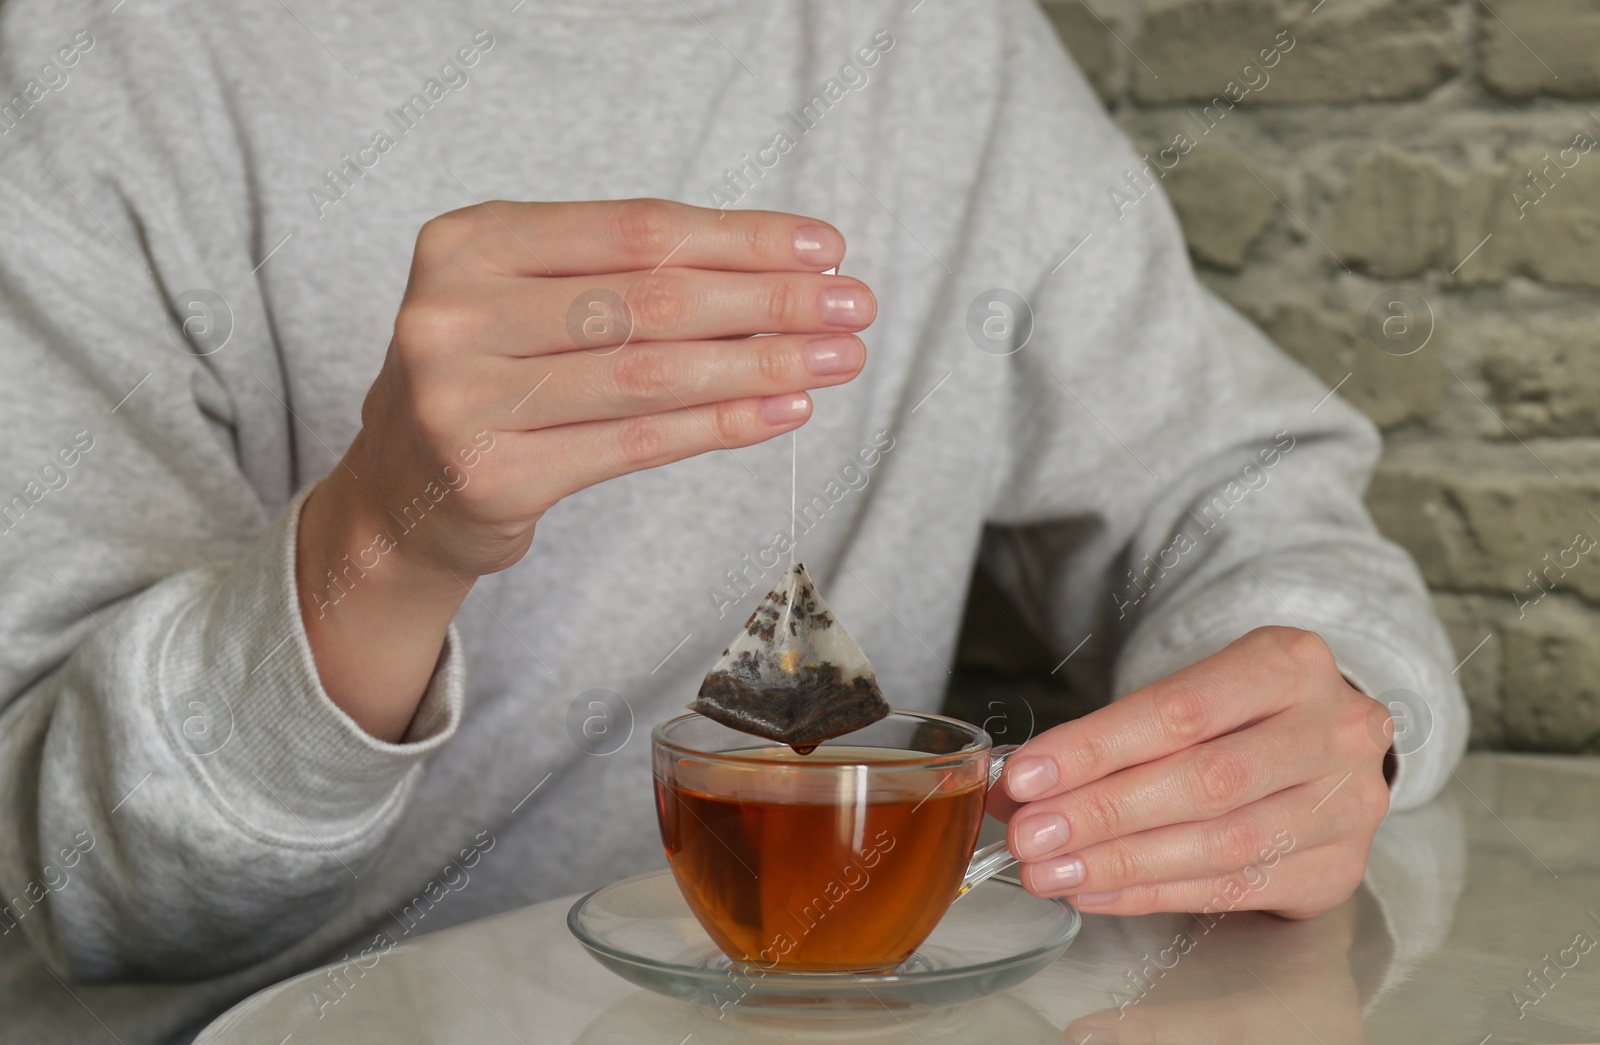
566, 869, 1081, 1016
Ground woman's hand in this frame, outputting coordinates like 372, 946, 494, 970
297, 198, 874, 740
992, 626, 1394, 919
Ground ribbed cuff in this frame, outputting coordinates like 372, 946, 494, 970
155, 483, 464, 843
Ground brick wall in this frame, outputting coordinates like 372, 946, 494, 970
947, 0, 1600, 754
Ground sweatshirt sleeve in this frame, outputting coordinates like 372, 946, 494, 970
967, 0, 1467, 810
0, 160, 464, 979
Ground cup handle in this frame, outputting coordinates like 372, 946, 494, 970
954, 743, 1022, 899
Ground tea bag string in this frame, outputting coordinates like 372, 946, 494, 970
780, 426, 798, 641
791, 262, 828, 573
790, 429, 797, 569
780, 260, 833, 636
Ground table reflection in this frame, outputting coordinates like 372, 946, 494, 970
1063, 894, 1379, 1045
578, 989, 1061, 1044
1033, 789, 1466, 1044
14, 754, 1555, 1045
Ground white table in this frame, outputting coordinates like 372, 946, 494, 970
187, 753, 1600, 1044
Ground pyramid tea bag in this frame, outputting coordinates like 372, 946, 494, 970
691, 562, 891, 753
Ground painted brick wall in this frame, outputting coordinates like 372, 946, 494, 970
948, 0, 1600, 754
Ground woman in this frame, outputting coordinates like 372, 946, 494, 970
0, 0, 1464, 1038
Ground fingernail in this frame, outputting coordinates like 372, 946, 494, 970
1006, 757, 1057, 801
1074, 890, 1119, 907
1013, 813, 1070, 860
759, 393, 809, 424
802, 335, 862, 376
793, 224, 842, 265
1032, 855, 1086, 890
818, 286, 871, 326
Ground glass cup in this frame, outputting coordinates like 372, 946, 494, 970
652, 710, 1018, 973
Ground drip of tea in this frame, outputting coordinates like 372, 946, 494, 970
655, 745, 985, 972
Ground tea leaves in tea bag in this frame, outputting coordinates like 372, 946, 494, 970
691, 562, 891, 753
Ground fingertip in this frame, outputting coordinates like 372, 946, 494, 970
757, 392, 810, 426
817, 282, 874, 329
1018, 861, 1068, 901
802, 334, 864, 377
1005, 756, 1058, 802
793, 223, 845, 268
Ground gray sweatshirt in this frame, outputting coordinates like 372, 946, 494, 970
0, 0, 1465, 1034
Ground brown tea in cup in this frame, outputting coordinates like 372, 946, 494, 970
653, 712, 995, 973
